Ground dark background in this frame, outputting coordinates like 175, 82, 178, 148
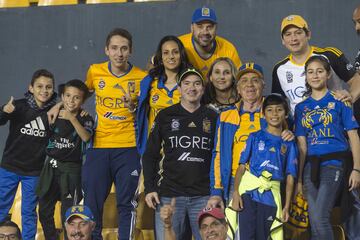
0, 0, 359, 156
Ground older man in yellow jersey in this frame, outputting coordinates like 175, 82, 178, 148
82, 28, 147, 240
179, 7, 242, 78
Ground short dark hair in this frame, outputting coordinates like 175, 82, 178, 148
105, 28, 132, 52
31, 69, 55, 86
0, 220, 21, 239
263, 93, 289, 116
58, 79, 90, 101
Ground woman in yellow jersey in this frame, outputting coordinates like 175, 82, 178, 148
135, 36, 192, 238
203, 57, 240, 113
136, 35, 192, 155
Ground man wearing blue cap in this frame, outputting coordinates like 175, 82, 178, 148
179, 7, 241, 78
64, 205, 96, 240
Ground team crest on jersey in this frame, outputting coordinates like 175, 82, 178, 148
171, 119, 180, 131
152, 94, 160, 103
98, 79, 105, 90
286, 71, 293, 83
327, 102, 335, 109
203, 118, 211, 133
281, 144, 287, 155
258, 140, 265, 151
302, 108, 333, 129
128, 81, 135, 94
201, 7, 210, 17
346, 63, 354, 71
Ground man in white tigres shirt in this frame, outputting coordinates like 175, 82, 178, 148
272, 14, 360, 114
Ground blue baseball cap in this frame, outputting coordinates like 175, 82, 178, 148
192, 7, 217, 24
65, 205, 94, 222
237, 62, 264, 79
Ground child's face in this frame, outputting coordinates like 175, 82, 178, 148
305, 60, 330, 91
264, 104, 287, 128
61, 86, 84, 113
29, 76, 54, 107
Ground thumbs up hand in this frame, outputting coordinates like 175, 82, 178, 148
3, 96, 15, 114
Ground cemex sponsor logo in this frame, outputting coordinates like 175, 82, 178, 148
104, 112, 126, 121
178, 152, 204, 163
20, 117, 46, 137
260, 160, 279, 171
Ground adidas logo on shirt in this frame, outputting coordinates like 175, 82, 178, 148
131, 170, 139, 177
20, 117, 46, 137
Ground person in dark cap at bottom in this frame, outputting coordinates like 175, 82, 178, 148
64, 205, 96, 240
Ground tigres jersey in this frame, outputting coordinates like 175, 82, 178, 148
85, 62, 146, 148
148, 78, 180, 133
179, 33, 241, 77
272, 46, 356, 114
231, 108, 263, 177
240, 129, 298, 206
295, 91, 358, 158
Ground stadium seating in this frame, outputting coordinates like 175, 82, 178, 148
38, 0, 77, 6
86, 0, 127, 4
0, 0, 30, 8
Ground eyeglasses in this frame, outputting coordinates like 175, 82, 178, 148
0, 233, 19, 240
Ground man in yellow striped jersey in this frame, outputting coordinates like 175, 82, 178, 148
179, 7, 242, 78
82, 28, 147, 240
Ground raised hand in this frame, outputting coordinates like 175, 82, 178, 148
118, 84, 136, 112
160, 198, 176, 228
3, 96, 15, 114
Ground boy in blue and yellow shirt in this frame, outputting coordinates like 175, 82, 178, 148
231, 94, 297, 240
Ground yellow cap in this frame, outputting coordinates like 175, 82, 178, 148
281, 15, 309, 33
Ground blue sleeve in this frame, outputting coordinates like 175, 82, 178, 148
210, 115, 223, 197
239, 133, 254, 165
286, 141, 298, 178
340, 101, 359, 131
294, 104, 306, 137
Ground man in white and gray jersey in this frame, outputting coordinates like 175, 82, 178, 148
272, 14, 360, 114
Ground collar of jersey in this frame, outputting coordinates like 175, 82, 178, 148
157, 75, 178, 97
191, 35, 217, 61
107, 61, 133, 78
289, 46, 314, 66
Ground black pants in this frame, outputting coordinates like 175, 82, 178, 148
38, 168, 82, 240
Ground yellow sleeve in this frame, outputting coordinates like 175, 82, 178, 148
85, 65, 94, 91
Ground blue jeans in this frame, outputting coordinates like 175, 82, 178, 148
0, 167, 39, 240
303, 164, 343, 240
344, 189, 360, 240
155, 195, 209, 240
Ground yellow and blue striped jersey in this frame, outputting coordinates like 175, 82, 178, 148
179, 33, 242, 77
148, 78, 180, 133
85, 62, 146, 148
